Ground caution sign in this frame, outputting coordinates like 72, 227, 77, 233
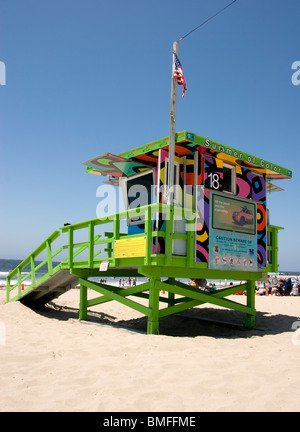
114, 236, 147, 258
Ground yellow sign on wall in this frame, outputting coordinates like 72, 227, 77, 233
114, 236, 147, 258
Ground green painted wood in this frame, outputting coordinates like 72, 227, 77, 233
147, 278, 160, 335
30, 255, 35, 288
159, 299, 202, 318
245, 280, 256, 327
79, 282, 87, 320
7, 230, 60, 280
6, 202, 285, 336
68, 227, 74, 270
140, 264, 265, 282
79, 278, 150, 317
159, 281, 248, 318
144, 205, 152, 265
17, 267, 21, 298
46, 240, 53, 275
86, 282, 150, 307
165, 207, 174, 266
157, 280, 255, 315
88, 221, 94, 268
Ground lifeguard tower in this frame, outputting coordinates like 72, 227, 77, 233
6, 130, 292, 334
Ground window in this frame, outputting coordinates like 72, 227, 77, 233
164, 158, 180, 205
121, 169, 155, 225
223, 163, 236, 194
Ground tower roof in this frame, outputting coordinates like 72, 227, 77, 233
83, 130, 292, 190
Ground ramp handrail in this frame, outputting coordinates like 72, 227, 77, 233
6, 230, 102, 302
7, 203, 196, 302
60, 203, 197, 269
7, 204, 281, 303
6, 230, 61, 302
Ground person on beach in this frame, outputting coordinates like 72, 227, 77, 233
205, 283, 212, 292
210, 283, 217, 293
284, 278, 292, 296
193, 279, 207, 290
277, 280, 285, 296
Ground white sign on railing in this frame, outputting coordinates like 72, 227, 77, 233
99, 260, 109, 271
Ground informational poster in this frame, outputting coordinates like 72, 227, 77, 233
212, 194, 256, 235
209, 194, 257, 271
114, 236, 147, 258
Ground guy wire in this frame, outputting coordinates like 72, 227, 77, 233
178, 0, 238, 42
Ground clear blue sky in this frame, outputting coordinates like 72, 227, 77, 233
1, 0, 299, 271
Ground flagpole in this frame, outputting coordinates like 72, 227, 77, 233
168, 40, 179, 205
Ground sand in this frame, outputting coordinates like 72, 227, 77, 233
0, 286, 300, 412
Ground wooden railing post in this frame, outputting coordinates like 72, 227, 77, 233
88, 221, 94, 268
267, 225, 284, 272
186, 209, 196, 265
6, 275, 10, 303
30, 255, 36, 288
165, 205, 174, 265
46, 239, 53, 275
68, 227, 74, 270
144, 204, 152, 265
17, 268, 21, 297
113, 213, 120, 241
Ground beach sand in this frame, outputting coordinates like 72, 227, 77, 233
0, 286, 300, 412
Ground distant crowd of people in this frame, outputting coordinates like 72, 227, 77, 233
186, 276, 300, 297
188, 279, 217, 293
119, 277, 136, 287
99, 275, 300, 296
255, 276, 300, 296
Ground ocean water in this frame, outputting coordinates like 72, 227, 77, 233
0, 258, 60, 285
0, 258, 149, 286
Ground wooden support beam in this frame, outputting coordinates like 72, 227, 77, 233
79, 280, 87, 321
147, 277, 160, 335
86, 282, 150, 307
156, 280, 255, 316
159, 281, 249, 318
245, 280, 256, 328
140, 265, 263, 282
78, 278, 150, 317
159, 299, 202, 318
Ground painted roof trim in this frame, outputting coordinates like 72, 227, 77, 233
184, 132, 292, 180
119, 130, 292, 180
84, 130, 292, 180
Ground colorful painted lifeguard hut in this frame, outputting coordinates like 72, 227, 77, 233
6, 130, 292, 334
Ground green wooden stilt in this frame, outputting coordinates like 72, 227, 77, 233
167, 278, 175, 307
79, 281, 88, 321
147, 277, 160, 335
245, 280, 256, 328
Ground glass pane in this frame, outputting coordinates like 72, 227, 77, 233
223, 166, 233, 192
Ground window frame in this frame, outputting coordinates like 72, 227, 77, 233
222, 162, 236, 195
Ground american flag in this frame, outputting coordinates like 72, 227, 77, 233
173, 53, 187, 97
